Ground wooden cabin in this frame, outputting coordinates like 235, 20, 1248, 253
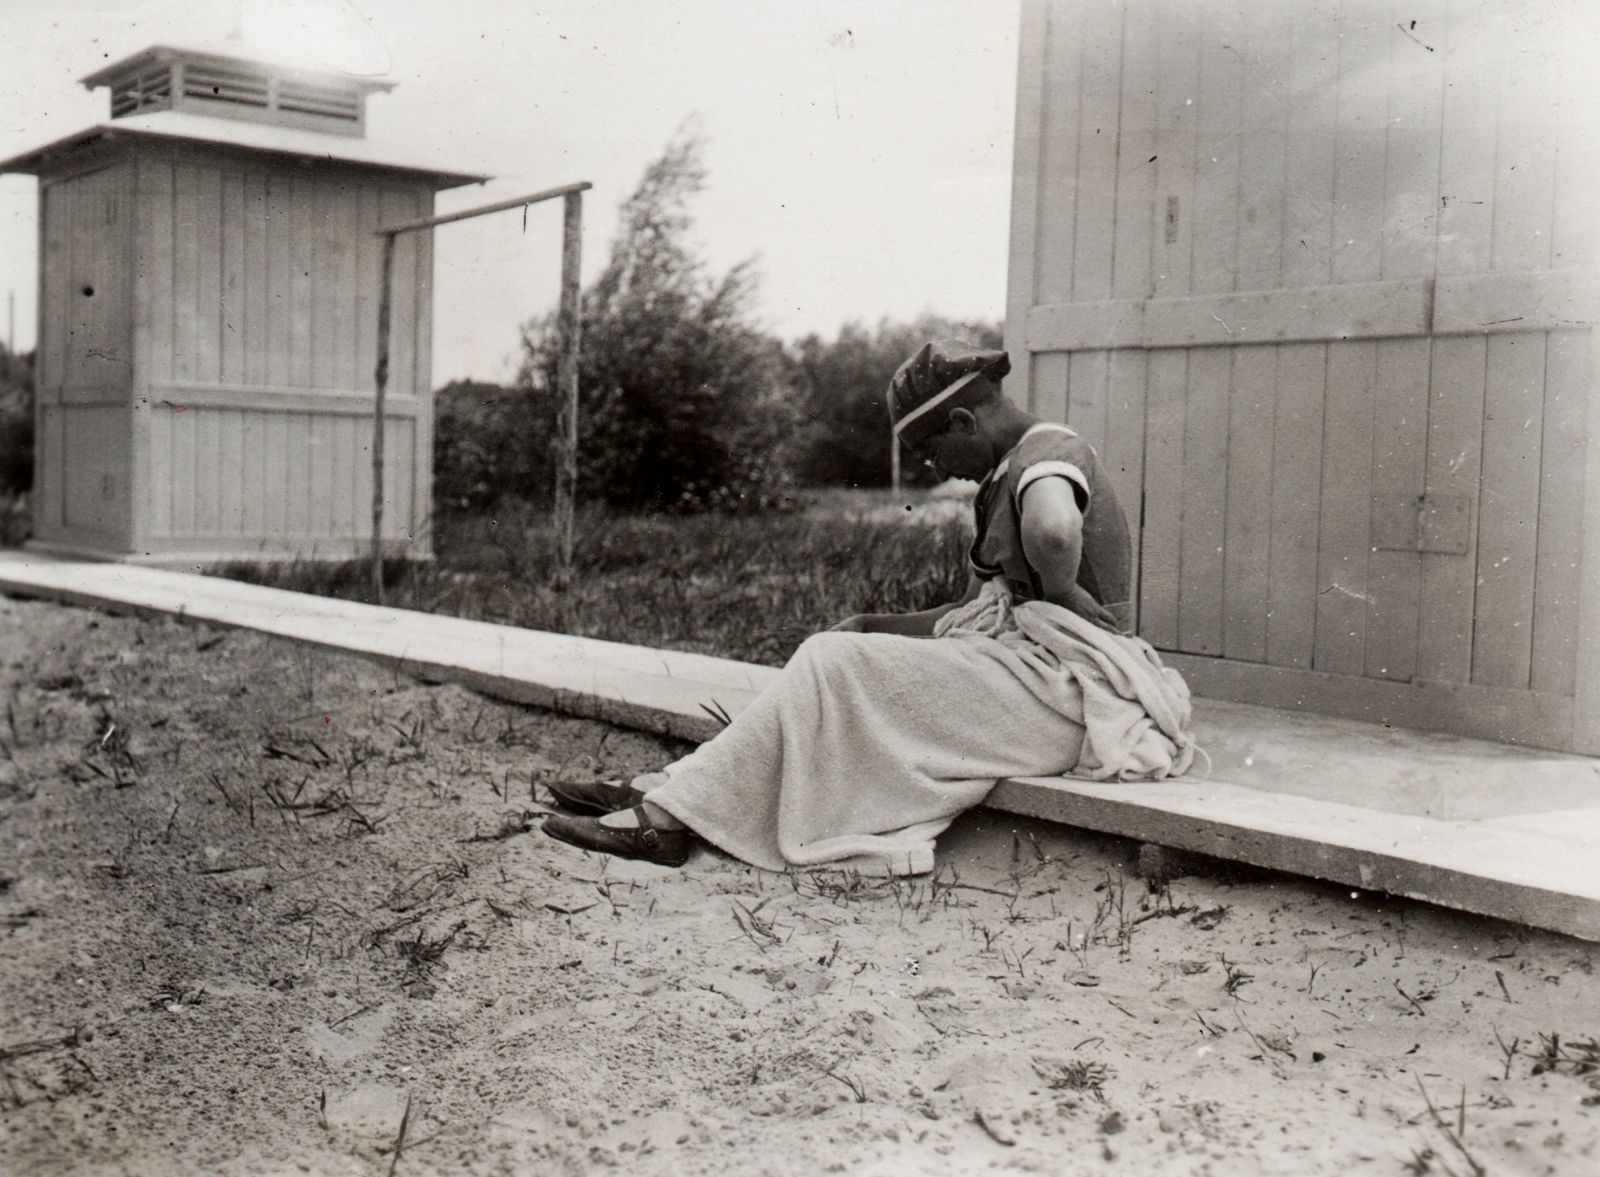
0, 43, 485, 563
1005, 0, 1599, 754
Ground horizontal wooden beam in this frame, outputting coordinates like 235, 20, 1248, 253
1434, 267, 1600, 335
143, 381, 420, 418
1026, 269, 1598, 353
377, 181, 593, 236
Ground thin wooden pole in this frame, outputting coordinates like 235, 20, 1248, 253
553, 189, 584, 587
371, 231, 396, 605
891, 430, 901, 494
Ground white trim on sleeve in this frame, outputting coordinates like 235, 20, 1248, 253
1016, 460, 1091, 509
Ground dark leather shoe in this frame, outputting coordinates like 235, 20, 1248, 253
545, 778, 649, 816
542, 807, 692, 867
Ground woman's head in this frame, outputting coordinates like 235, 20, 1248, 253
887, 340, 1010, 448
887, 340, 1011, 478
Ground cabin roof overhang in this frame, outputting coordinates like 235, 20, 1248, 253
0, 111, 487, 189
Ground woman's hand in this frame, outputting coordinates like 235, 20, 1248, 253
1063, 583, 1121, 631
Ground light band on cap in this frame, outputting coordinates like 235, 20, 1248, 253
892, 370, 981, 438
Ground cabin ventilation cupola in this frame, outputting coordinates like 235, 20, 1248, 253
81, 45, 391, 137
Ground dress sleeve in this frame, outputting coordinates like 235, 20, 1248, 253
1015, 459, 1090, 512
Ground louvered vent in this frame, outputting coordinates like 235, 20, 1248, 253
110, 67, 172, 117
182, 64, 269, 109
276, 80, 360, 124
89, 46, 391, 138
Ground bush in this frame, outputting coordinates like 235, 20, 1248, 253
432, 379, 553, 511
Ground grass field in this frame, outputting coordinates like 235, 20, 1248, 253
213, 494, 974, 667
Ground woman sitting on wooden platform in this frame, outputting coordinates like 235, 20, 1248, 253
541, 340, 1196, 872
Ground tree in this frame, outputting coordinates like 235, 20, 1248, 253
790, 315, 1003, 487
519, 125, 797, 513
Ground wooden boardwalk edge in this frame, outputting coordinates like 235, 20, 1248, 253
2, 550, 1596, 942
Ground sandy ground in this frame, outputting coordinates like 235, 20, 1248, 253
2, 594, 1598, 1177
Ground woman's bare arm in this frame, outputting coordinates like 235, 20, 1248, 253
1019, 477, 1118, 629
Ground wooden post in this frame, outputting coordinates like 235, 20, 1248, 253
372, 181, 589, 593
371, 231, 396, 605
890, 429, 900, 494
553, 189, 584, 586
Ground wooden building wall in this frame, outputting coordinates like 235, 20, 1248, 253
33, 140, 436, 561
1006, 0, 1600, 752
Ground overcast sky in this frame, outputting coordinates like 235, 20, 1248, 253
0, 0, 1019, 385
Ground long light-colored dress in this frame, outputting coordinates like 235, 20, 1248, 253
645, 581, 1194, 874
646, 424, 1196, 875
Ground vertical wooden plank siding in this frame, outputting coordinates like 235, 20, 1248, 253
1432, 0, 1498, 280
216, 410, 244, 535
1070, 0, 1123, 308
1265, 341, 1325, 668
1102, 2, 1155, 621
265, 174, 292, 387
1176, 346, 1228, 654
1313, 341, 1377, 676
1379, 0, 1446, 282
169, 162, 200, 534
310, 180, 337, 389
1415, 335, 1486, 682
38, 181, 66, 392
1364, 337, 1430, 680
1060, 0, 1118, 452
1066, 351, 1109, 447
1189, 12, 1243, 298
1414, 0, 1499, 684
1222, 344, 1275, 663
219, 171, 245, 385
1362, 0, 1446, 683
1139, 349, 1187, 647
1110, 0, 1157, 304
1003, 0, 1051, 400
1471, 333, 1545, 688
1103, 349, 1148, 621
1232, 3, 1291, 294
354, 186, 380, 396
1141, 0, 1201, 649
1328, 3, 1389, 287
332, 184, 360, 392
194, 165, 223, 384
334, 414, 358, 536
284, 413, 311, 539
388, 189, 421, 402
1530, 331, 1588, 696
1030, 351, 1069, 424
1151, 0, 1201, 300
258, 412, 286, 543
1031, 0, 1085, 308
1278, 3, 1339, 290
242, 171, 270, 386
289, 178, 315, 388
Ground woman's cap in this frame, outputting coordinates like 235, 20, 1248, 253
887, 340, 1011, 444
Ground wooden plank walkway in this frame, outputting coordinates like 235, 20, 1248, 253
3, 550, 1597, 941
